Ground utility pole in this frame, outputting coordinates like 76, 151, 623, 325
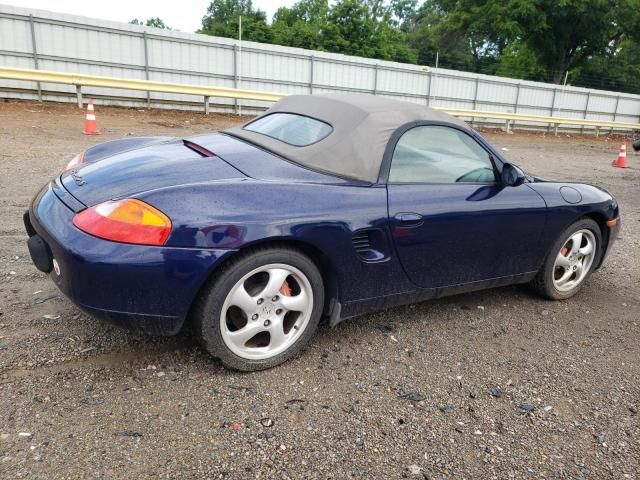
557, 71, 569, 117
238, 15, 242, 117
430, 51, 439, 106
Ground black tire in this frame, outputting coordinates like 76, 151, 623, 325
192, 246, 324, 371
530, 218, 602, 300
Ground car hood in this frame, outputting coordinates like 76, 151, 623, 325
61, 139, 245, 207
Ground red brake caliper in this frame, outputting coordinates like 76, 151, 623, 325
560, 247, 569, 257
279, 280, 292, 297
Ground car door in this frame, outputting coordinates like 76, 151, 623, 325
386, 124, 547, 289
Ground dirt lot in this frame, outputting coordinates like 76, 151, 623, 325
1, 100, 639, 479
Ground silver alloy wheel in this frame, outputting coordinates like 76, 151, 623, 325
552, 229, 596, 293
220, 263, 314, 360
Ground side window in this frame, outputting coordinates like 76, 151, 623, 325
388, 126, 497, 184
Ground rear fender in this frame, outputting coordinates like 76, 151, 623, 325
139, 180, 417, 309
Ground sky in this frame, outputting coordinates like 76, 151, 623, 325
4, 0, 298, 32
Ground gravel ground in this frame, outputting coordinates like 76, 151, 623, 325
0, 101, 639, 479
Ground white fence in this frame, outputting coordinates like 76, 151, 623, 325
1, 3, 639, 130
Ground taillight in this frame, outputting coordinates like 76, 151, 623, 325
73, 199, 172, 246
65, 152, 85, 171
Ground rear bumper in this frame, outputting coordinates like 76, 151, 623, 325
25, 182, 234, 335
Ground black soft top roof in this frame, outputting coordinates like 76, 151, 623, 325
224, 93, 470, 183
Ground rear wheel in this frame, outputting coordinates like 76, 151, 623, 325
530, 218, 601, 300
193, 246, 324, 371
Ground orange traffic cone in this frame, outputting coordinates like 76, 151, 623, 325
613, 144, 628, 168
82, 100, 101, 135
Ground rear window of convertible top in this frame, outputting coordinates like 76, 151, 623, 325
243, 113, 333, 147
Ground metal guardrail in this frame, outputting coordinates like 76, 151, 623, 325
0, 66, 282, 114
440, 108, 640, 135
1, 67, 639, 134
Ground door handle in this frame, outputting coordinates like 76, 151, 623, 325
394, 212, 423, 226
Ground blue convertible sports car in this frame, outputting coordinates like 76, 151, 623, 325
25, 94, 620, 370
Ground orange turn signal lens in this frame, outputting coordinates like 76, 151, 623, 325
606, 218, 618, 228
73, 199, 172, 246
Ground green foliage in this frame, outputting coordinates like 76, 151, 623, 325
194, 0, 640, 93
198, 0, 272, 43
494, 41, 546, 81
573, 37, 640, 92
509, 0, 621, 83
407, 1, 475, 69
407, 0, 640, 91
130, 17, 171, 29
271, 0, 330, 50
199, 0, 415, 63
322, 0, 416, 62
407, 0, 640, 90
389, 0, 419, 29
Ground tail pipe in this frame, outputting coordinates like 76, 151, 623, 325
633, 140, 640, 152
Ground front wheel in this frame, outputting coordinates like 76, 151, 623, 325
530, 218, 601, 300
193, 246, 324, 371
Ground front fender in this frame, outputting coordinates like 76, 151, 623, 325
527, 181, 619, 268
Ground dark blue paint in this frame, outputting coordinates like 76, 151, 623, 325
387, 183, 547, 288
559, 186, 582, 204
30, 182, 233, 333
526, 181, 619, 268
82, 136, 175, 163
61, 140, 243, 206
27, 128, 620, 335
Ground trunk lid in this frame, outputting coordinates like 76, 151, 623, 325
61, 139, 245, 207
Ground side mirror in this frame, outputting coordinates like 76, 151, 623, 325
633, 140, 640, 152
501, 163, 525, 187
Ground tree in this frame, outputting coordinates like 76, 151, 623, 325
198, 0, 272, 43
415, 0, 631, 83
389, 0, 418, 30
511, 0, 622, 83
269, 0, 416, 63
494, 41, 547, 82
190, 0, 640, 94
407, 1, 474, 69
130, 17, 172, 29
271, 0, 330, 50
572, 37, 640, 94
406, 0, 519, 73
323, 0, 416, 63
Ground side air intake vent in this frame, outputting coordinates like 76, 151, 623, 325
352, 231, 372, 255
351, 229, 387, 262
